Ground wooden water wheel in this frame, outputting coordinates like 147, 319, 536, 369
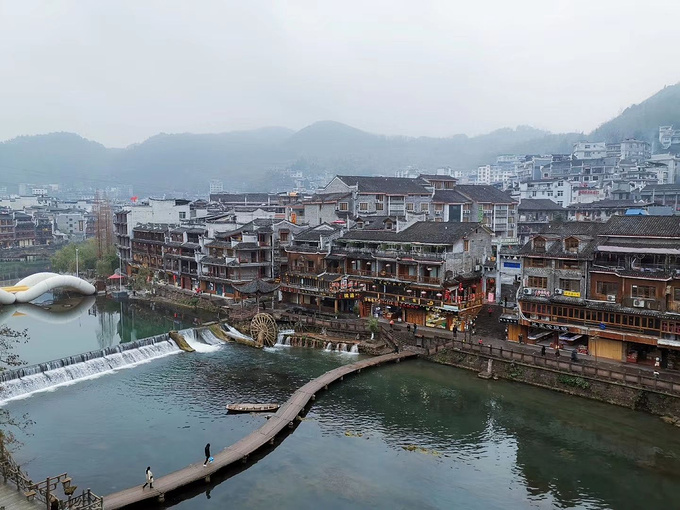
251, 313, 278, 347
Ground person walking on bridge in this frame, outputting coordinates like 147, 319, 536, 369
142, 466, 154, 489
204, 443, 211, 466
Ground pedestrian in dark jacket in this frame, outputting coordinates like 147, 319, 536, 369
204, 443, 211, 466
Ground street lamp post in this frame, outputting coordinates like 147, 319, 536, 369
75, 248, 79, 278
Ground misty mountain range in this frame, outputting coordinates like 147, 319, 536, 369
1, 83, 679, 195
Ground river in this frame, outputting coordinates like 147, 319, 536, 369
2, 298, 680, 509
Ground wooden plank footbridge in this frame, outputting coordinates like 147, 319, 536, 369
104, 351, 417, 509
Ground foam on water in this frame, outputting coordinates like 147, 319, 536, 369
0, 339, 181, 404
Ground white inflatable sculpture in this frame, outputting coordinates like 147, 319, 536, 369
0, 272, 96, 305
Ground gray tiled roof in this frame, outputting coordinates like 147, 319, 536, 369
432, 190, 470, 204
454, 185, 517, 204
419, 174, 457, 181
294, 223, 340, 241
337, 175, 430, 194
601, 215, 680, 237
340, 221, 484, 245
518, 199, 564, 211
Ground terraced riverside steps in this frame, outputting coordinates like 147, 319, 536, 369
103, 350, 417, 509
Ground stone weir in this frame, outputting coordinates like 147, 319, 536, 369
0, 334, 183, 403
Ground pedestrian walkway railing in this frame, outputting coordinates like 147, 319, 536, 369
0, 436, 103, 509
423, 337, 680, 396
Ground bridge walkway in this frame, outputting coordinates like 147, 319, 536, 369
103, 350, 416, 509
0, 482, 42, 510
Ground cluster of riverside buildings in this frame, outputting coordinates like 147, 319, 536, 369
105, 169, 680, 371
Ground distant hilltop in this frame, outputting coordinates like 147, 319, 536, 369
1, 83, 679, 194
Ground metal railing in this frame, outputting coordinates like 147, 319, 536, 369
0, 437, 103, 509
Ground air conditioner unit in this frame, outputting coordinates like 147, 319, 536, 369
632, 299, 645, 308
435, 210, 442, 215
607, 295, 616, 302
474, 264, 481, 271
554, 288, 563, 295
523, 287, 533, 296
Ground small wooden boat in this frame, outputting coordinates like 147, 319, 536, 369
227, 403, 280, 413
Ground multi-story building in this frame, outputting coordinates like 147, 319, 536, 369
0, 211, 14, 248
566, 199, 653, 222
638, 184, 680, 211
54, 210, 88, 241
281, 223, 344, 312
573, 142, 607, 160
285, 222, 494, 328
114, 198, 191, 263
516, 216, 680, 368
517, 199, 565, 244
453, 185, 517, 240
196, 218, 303, 296
518, 179, 572, 206
313, 175, 433, 225
619, 139, 651, 162
660, 126, 680, 150
649, 154, 680, 185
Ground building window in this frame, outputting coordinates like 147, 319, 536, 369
279, 232, 289, 242
528, 276, 548, 289
674, 288, 680, 301
533, 237, 546, 252
406, 203, 414, 211
179, 212, 186, 219
339, 202, 348, 211
420, 203, 429, 212
564, 237, 579, 252
632, 285, 656, 299
376, 203, 384, 211
463, 240, 469, 252
376, 194, 383, 201
307, 260, 314, 272
359, 202, 369, 211
531, 191, 537, 197
526, 258, 546, 268
434, 203, 443, 212
557, 190, 564, 197
557, 259, 579, 270
596, 281, 619, 296
558, 279, 580, 292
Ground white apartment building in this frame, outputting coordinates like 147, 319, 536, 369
659, 126, 680, 150
650, 154, 680, 185
573, 142, 607, 160
518, 179, 572, 206
477, 165, 493, 184
209, 180, 224, 194
114, 198, 192, 262
620, 139, 651, 162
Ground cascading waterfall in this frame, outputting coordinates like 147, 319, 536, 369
275, 329, 295, 347
178, 328, 223, 352
325, 342, 333, 351
350, 344, 360, 354
0, 334, 181, 404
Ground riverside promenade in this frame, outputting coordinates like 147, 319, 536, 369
103, 350, 417, 509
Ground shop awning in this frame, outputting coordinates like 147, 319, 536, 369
658, 338, 680, 348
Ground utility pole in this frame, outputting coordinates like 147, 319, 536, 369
76, 247, 79, 278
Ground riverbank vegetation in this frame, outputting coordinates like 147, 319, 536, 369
51, 239, 118, 277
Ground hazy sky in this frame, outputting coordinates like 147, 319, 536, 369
1, 0, 678, 147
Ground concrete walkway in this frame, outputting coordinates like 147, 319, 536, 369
0, 482, 41, 510
389, 311, 680, 387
